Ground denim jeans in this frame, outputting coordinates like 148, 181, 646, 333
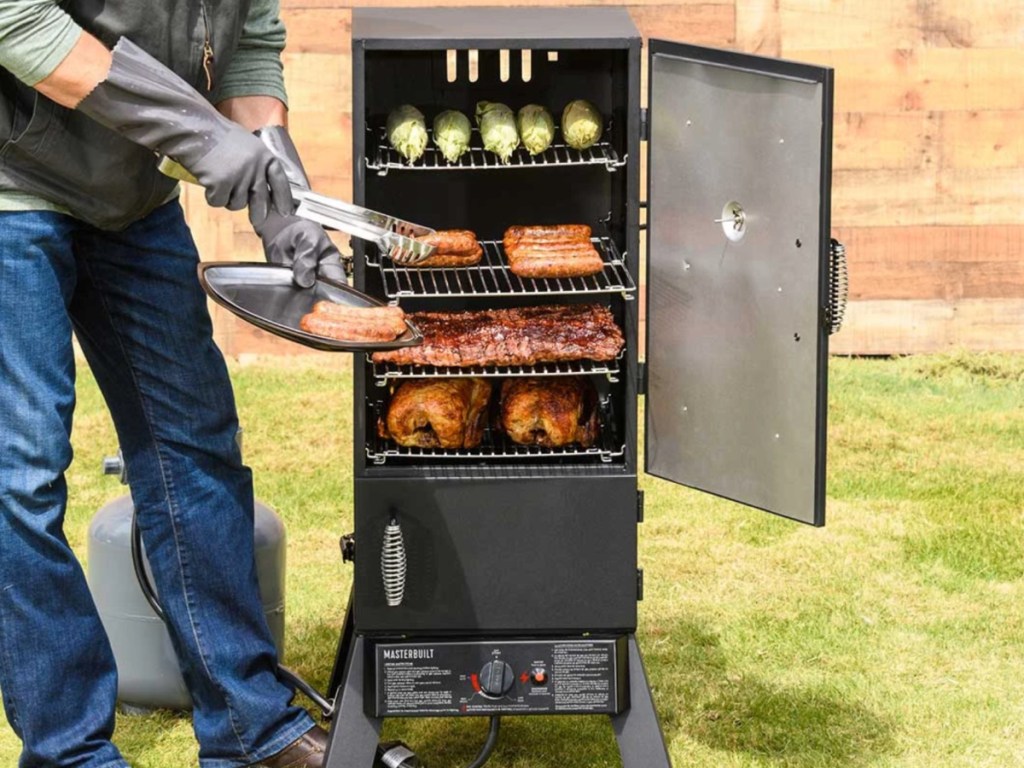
0, 202, 315, 767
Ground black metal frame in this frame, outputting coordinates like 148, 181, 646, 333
350, 9, 643, 637
323, 597, 670, 768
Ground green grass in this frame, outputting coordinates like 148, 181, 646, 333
2, 353, 1023, 767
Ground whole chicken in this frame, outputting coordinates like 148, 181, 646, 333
380, 378, 492, 449
499, 377, 598, 448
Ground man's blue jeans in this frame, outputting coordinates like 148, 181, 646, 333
0, 202, 314, 767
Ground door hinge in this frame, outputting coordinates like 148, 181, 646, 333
640, 107, 650, 142
638, 361, 648, 396
637, 489, 645, 523
637, 569, 645, 601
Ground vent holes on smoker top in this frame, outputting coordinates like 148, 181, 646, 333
446, 50, 458, 83
445, 50, 536, 83
500, 49, 511, 82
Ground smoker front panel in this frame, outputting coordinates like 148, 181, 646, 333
370, 636, 628, 717
354, 475, 638, 633
645, 42, 830, 526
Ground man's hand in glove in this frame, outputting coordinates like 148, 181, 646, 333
255, 210, 347, 289
251, 126, 347, 288
72, 37, 291, 225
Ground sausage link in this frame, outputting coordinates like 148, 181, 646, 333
299, 312, 403, 342
415, 229, 479, 255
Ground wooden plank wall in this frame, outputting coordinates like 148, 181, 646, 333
185, 0, 1024, 357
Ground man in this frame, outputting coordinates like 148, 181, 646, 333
0, 0, 341, 765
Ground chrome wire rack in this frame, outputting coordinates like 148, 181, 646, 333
368, 353, 624, 386
368, 237, 637, 300
366, 125, 626, 174
367, 400, 624, 465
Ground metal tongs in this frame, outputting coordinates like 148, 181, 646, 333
290, 188, 436, 266
158, 156, 436, 266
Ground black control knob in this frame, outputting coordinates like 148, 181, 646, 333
479, 660, 515, 698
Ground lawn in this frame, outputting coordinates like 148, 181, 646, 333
1, 353, 1022, 767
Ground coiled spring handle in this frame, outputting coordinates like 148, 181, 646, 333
828, 239, 848, 335
381, 515, 407, 608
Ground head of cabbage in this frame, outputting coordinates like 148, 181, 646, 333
386, 104, 428, 163
475, 102, 520, 164
561, 100, 603, 151
516, 105, 555, 156
433, 110, 472, 164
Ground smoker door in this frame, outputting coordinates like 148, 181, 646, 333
644, 41, 833, 526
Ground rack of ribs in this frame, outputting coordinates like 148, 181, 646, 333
371, 304, 624, 368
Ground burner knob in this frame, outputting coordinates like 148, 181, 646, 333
479, 660, 515, 698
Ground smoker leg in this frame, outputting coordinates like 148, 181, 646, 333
327, 587, 356, 701
324, 633, 382, 768
611, 634, 672, 768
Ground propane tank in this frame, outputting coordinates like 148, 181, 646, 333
87, 446, 286, 713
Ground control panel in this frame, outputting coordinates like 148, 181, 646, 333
370, 637, 627, 717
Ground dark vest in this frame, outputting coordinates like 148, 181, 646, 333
0, 0, 252, 230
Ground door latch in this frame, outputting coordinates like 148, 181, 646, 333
340, 533, 355, 564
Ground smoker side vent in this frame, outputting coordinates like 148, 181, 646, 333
368, 237, 636, 300
369, 353, 624, 385
366, 125, 625, 174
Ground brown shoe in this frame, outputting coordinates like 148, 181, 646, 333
248, 725, 329, 768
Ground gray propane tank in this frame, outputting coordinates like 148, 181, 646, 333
87, 447, 286, 713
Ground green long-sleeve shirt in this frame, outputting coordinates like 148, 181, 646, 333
0, 0, 289, 215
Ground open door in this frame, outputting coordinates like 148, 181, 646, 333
644, 41, 834, 526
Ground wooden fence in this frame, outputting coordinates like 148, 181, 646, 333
185, 0, 1024, 357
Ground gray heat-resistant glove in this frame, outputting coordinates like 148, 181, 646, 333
253, 126, 346, 288
77, 38, 292, 225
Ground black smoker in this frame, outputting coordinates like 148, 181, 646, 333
323, 8, 844, 767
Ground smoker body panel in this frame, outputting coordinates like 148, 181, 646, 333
352, 7, 637, 49
644, 41, 833, 526
353, 475, 638, 633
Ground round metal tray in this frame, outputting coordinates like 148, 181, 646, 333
198, 263, 422, 352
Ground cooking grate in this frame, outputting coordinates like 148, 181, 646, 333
366, 125, 625, 174
369, 353, 623, 385
368, 237, 636, 300
367, 399, 624, 465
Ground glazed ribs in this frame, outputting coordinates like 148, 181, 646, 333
371, 303, 624, 368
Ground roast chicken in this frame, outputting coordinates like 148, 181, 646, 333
499, 377, 598, 448
379, 378, 492, 449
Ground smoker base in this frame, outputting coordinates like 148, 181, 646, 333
323, 603, 671, 767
